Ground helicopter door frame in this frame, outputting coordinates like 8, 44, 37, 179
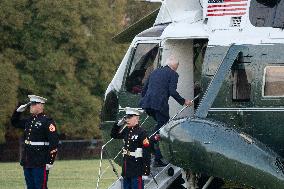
159, 37, 209, 117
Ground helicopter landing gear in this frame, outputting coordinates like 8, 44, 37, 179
197, 174, 224, 189
167, 174, 186, 189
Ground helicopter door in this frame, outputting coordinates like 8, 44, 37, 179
206, 47, 254, 135
117, 42, 160, 119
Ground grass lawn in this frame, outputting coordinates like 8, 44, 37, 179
0, 159, 121, 189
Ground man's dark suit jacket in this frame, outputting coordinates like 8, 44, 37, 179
139, 65, 185, 117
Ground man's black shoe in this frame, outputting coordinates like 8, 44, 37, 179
154, 159, 168, 167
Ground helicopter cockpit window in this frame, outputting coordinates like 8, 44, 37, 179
231, 62, 251, 101
263, 66, 284, 97
125, 43, 159, 94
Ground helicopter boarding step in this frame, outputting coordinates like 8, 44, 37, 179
108, 163, 182, 189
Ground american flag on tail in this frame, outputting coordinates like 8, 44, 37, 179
206, 0, 248, 17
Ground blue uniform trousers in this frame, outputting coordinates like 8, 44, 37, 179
23, 167, 49, 189
123, 176, 144, 189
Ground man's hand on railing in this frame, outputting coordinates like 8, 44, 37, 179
184, 99, 193, 106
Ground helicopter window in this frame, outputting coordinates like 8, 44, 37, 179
263, 66, 284, 97
125, 43, 159, 94
272, 0, 284, 28
232, 65, 251, 101
250, 0, 284, 28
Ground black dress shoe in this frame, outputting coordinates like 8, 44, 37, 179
154, 159, 168, 167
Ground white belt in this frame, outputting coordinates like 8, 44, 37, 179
25, 140, 49, 146
122, 148, 143, 158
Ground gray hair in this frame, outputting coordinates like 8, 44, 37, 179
166, 55, 179, 67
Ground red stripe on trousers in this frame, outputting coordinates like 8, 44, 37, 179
42, 167, 47, 189
138, 176, 142, 189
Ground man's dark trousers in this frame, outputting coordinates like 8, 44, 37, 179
146, 108, 169, 161
140, 65, 185, 163
145, 108, 169, 133
24, 167, 49, 189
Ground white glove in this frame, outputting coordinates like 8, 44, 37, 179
16, 103, 30, 112
117, 118, 126, 126
46, 164, 54, 170
142, 176, 149, 180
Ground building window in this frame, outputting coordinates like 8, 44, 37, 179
232, 64, 251, 101
263, 66, 284, 97
125, 43, 159, 94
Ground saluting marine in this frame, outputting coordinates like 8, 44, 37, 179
111, 107, 151, 189
11, 95, 59, 189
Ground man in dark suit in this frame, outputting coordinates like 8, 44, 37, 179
139, 55, 192, 166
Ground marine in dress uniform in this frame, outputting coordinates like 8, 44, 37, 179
111, 107, 151, 189
139, 55, 192, 166
11, 95, 59, 189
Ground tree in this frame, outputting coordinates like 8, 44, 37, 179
0, 54, 19, 143
51, 80, 101, 139
0, 0, 158, 142
0, 0, 128, 142
125, 0, 160, 26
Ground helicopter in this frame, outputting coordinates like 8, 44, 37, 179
100, 0, 284, 188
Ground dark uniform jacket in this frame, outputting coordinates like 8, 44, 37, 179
111, 123, 151, 178
11, 111, 59, 168
139, 65, 185, 117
